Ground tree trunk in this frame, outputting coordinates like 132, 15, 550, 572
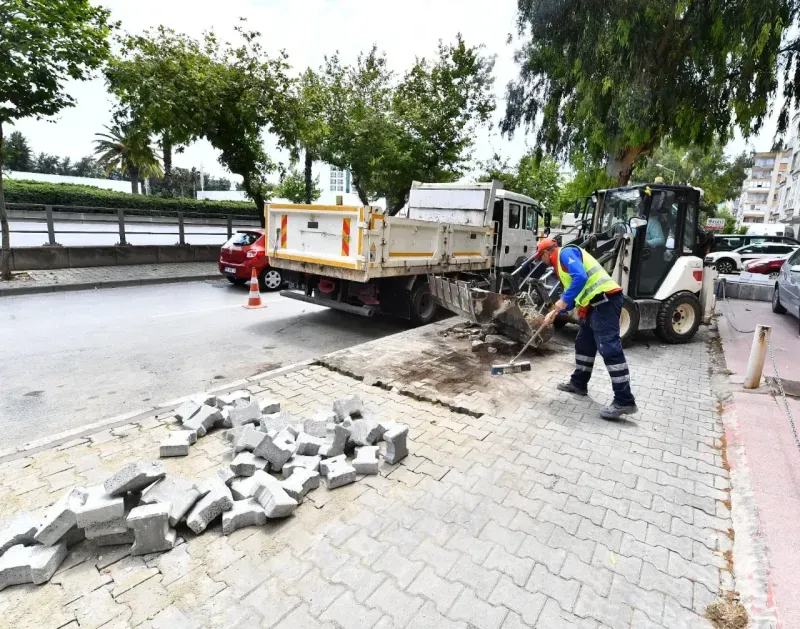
304, 150, 313, 204
606, 146, 647, 186
162, 134, 173, 177
129, 167, 140, 194
0, 121, 12, 281
243, 174, 266, 227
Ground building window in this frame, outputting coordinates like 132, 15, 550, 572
330, 167, 345, 192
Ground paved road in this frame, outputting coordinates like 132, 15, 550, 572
0, 279, 407, 447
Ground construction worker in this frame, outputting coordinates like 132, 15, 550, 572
535, 238, 638, 419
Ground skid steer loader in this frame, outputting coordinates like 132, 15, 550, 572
428, 184, 717, 347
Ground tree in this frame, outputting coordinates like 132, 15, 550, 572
204, 175, 233, 192
502, 1, 791, 185
105, 27, 211, 179
0, 0, 113, 279
319, 36, 495, 214
2, 131, 32, 171
275, 168, 320, 203
633, 141, 752, 214
94, 124, 163, 194
296, 69, 329, 204
478, 151, 562, 209
553, 153, 616, 217
199, 25, 298, 226
32, 153, 60, 174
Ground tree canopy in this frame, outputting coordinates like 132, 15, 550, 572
2, 131, 32, 172
93, 124, 163, 194
275, 168, 321, 204
478, 151, 562, 209
502, 0, 792, 184
0, 0, 115, 279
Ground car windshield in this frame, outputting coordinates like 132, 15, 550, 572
225, 231, 262, 247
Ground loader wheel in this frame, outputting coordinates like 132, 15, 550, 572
619, 297, 639, 347
654, 292, 701, 344
410, 281, 438, 326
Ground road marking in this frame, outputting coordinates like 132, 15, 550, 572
151, 304, 244, 319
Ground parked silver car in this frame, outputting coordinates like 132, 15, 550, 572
772, 248, 800, 332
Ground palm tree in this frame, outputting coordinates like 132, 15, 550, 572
93, 125, 163, 194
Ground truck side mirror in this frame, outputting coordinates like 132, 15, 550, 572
574, 201, 581, 218
544, 211, 552, 229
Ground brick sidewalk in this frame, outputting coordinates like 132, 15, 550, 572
0, 262, 220, 297
0, 324, 732, 629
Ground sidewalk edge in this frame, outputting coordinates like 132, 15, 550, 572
0, 273, 221, 297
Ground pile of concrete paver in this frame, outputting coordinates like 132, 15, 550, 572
0, 391, 409, 592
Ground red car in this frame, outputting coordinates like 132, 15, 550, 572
219, 229, 283, 291
743, 257, 786, 279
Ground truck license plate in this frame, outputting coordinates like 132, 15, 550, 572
224, 267, 236, 274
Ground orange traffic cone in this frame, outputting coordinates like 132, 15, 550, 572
243, 267, 267, 309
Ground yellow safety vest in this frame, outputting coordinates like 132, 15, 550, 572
556, 246, 619, 308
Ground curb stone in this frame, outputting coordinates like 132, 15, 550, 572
0, 273, 221, 298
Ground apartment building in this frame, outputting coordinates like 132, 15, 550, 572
736, 151, 789, 226
775, 135, 800, 237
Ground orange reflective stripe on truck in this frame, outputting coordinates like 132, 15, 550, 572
280, 214, 288, 248
341, 217, 351, 257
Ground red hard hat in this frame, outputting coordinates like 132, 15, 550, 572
534, 238, 558, 260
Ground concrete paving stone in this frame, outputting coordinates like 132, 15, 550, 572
449, 587, 509, 629
181, 405, 221, 438
638, 561, 694, 608
0, 514, 40, 555
50, 558, 114, 605
507, 510, 556, 545
576, 517, 623, 553
525, 563, 581, 612
383, 424, 409, 464
159, 431, 196, 457
483, 544, 534, 587
141, 477, 207, 527
408, 564, 464, 614
479, 520, 526, 554
692, 582, 718, 616
319, 424, 352, 459
621, 533, 670, 572
286, 568, 346, 616
366, 578, 424, 627
229, 470, 271, 500
234, 425, 268, 453
343, 531, 390, 567
174, 400, 202, 423
574, 585, 633, 629
603, 510, 649, 543
68, 583, 131, 629
666, 551, 720, 592
282, 454, 322, 478
220, 497, 268, 533
225, 426, 246, 444
564, 495, 607, 526
185, 482, 233, 533
216, 555, 273, 598
406, 600, 469, 629
281, 468, 320, 503
591, 542, 643, 585
445, 527, 496, 564
146, 543, 199, 587
303, 411, 337, 438
330, 556, 387, 604
253, 432, 296, 469
230, 451, 269, 476
489, 574, 547, 626
320, 454, 357, 489
353, 446, 380, 475
228, 398, 261, 428
252, 475, 297, 518
609, 573, 666, 624
645, 526, 694, 562
534, 597, 599, 629
103, 461, 165, 496
216, 467, 236, 487
295, 432, 324, 456
108, 555, 160, 596
127, 504, 177, 555
320, 591, 383, 629
413, 491, 453, 518
140, 604, 202, 629
115, 570, 170, 626
75, 486, 125, 528
627, 501, 673, 533
0, 542, 67, 590
560, 553, 613, 597
547, 526, 596, 564
333, 395, 363, 421
372, 544, 425, 589
274, 604, 337, 629
257, 397, 281, 415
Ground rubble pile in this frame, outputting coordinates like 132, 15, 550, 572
0, 392, 409, 592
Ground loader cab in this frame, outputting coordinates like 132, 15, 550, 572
592, 184, 701, 298
490, 190, 540, 268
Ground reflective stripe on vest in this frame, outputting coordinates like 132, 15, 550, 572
556, 246, 620, 308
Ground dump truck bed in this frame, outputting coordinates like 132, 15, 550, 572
266, 203, 495, 282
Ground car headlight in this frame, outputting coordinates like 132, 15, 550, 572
247, 250, 259, 258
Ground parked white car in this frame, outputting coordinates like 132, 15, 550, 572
704, 242, 799, 275
772, 248, 800, 331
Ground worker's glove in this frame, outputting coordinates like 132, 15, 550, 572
544, 309, 559, 326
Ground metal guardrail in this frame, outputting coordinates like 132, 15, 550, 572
6, 203, 261, 246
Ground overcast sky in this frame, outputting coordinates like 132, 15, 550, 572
9, 0, 783, 180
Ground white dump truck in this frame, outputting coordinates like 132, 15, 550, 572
265, 181, 542, 324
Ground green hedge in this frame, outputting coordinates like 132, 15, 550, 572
2, 179, 259, 217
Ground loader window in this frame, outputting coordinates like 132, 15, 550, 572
509, 203, 521, 229
598, 189, 641, 237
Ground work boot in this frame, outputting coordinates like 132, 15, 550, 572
599, 402, 639, 420
556, 382, 588, 396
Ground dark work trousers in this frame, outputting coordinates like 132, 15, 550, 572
569, 291, 636, 406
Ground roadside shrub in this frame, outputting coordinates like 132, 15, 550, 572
3, 179, 259, 217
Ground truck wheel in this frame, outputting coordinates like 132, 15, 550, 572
619, 297, 639, 347
772, 284, 787, 314
410, 282, 438, 326
654, 292, 701, 344
259, 268, 283, 292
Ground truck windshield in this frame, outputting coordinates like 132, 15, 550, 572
597, 189, 642, 236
